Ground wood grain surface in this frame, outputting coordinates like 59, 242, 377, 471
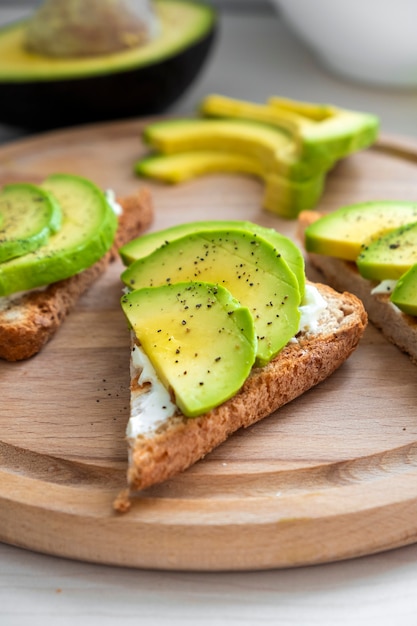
0, 119, 417, 571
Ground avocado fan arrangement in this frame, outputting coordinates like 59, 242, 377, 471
304, 200, 417, 316
0, 174, 118, 296
0, 0, 217, 130
119, 220, 305, 417
134, 93, 380, 219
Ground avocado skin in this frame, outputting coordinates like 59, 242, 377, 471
0, 20, 216, 130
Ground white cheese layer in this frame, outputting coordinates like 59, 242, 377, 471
127, 283, 327, 438
105, 189, 123, 216
298, 283, 328, 334
371, 279, 398, 295
127, 345, 177, 438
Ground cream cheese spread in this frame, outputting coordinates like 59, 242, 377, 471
371, 279, 398, 295
298, 283, 328, 334
105, 189, 123, 216
127, 344, 177, 438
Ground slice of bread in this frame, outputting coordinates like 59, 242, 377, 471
114, 281, 367, 512
299, 210, 417, 365
0, 187, 153, 361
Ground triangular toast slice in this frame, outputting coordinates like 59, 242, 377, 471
114, 281, 367, 512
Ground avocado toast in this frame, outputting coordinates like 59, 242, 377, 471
0, 176, 153, 361
114, 220, 367, 511
299, 205, 417, 364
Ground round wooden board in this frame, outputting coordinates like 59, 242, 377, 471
1, 120, 417, 571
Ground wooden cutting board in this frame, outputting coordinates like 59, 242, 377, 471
1, 119, 417, 571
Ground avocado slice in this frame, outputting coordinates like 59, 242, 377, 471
121, 281, 257, 417
357, 222, 417, 280
0, 1, 217, 129
304, 201, 417, 261
135, 150, 264, 183
267, 96, 379, 162
134, 150, 325, 218
390, 264, 417, 316
200, 94, 379, 163
263, 170, 325, 219
0, 182, 62, 263
142, 118, 327, 181
121, 229, 301, 366
119, 218, 306, 298
0, 173, 117, 296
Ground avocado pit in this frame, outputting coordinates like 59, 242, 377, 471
24, 0, 158, 58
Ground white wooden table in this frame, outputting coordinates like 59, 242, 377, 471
2, 3, 417, 625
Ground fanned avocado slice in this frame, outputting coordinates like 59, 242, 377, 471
142, 118, 325, 181
119, 219, 306, 298
121, 281, 257, 417
0, 173, 117, 296
357, 222, 417, 280
121, 228, 301, 366
305, 201, 417, 261
391, 264, 417, 316
134, 150, 325, 218
0, 182, 62, 263
200, 94, 379, 164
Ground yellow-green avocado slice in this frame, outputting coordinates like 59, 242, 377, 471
122, 228, 301, 366
121, 281, 257, 417
357, 222, 417, 280
142, 118, 326, 181
391, 264, 417, 316
0, 182, 62, 262
0, 173, 117, 296
200, 93, 379, 164
134, 150, 325, 218
119, 219, 306, 299
305, 201, 417, 261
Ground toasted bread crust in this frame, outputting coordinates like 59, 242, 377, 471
119, 283, 366, 506
0, 187, 153, 361
299, 210, 417, 365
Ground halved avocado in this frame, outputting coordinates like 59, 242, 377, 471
0, 0, 217, 130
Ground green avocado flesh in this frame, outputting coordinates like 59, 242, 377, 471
122, 229, 301, 366
305, 201, 417, 261
143, 118, 324, 181
136, 95, 378, 220
121, 281, 257, 417
134, 150, 325, 218
119, 219, 306, 298
0, 1, 215, 80
200, 94, 379, 165
391, 264, 417, 316
357, 222, 417, 280
135, 150, 264, 182
0, 173, 117, 296
0, 182, 62, 263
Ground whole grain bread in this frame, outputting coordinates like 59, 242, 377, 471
0, 187, 153, 361
114, 281, 366, 512
298, 210, 417, 365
